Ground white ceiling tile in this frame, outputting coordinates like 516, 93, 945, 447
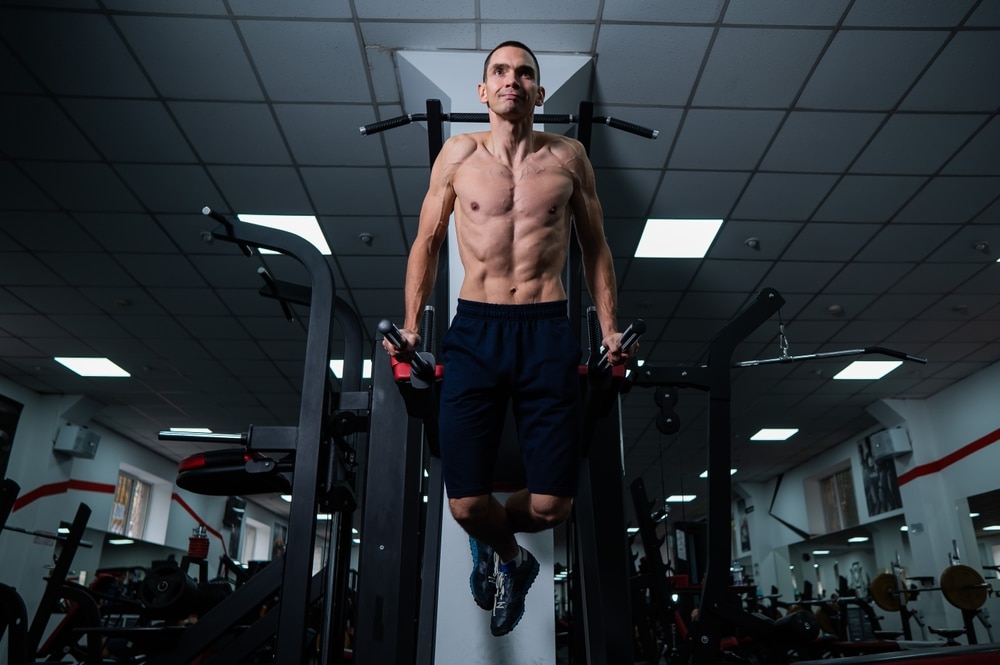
601, 217, 646, 259
943, 116, 1000, 175
812, 175, 925, 222
695, 28, 830, 107
114, 254, 206, 288
854, 224, 956, 262
594, 168, 662, 218
722, 0, 849, 26
590, 106, 677, 168
606, 0, 724, 23
798, 30, 949, 110
78, 287, 170, 316
480, 23, 596, 53
852, 114, 986, 175
901, 32, 1000, 112
115, 15, 263, 100
301, 167, 398, 216
1, 97, 99, 161
785, 222, 881, 261
63, 99, 196, 163
924, 224, 1000, 262
895, 176, 1000, 224
0, 164, 57, 210
891, 263, 983, 294
170, 101, 291, 164
104, 0, 227, 13
19, 162, 142, 212
275, 104, 385, 166
7, 286, 101, 314
652, 171, 751, 219
761, 261, 844, 295
208, 165, 313, 214
116, 164, 225, 214
967, 1, 1000, 26
822, 262, 914, 293
761, 111, 884, 172
594, 25, 713, 105
338, 255, 406, 290
710, 220, 804, 260
671, 109, 785, 170
0, 9, 154, 97
355, 0, 475, 20
73, 213, 177, 253
38, 252, 141, 287
1, 212, 100, 251
239, 21, 369, 103
361, 22, 477, 52
228, 0, 351, 18
688, 260, 772, 292
322, 216, 409, 256
482, 0, 599, 20
48, 314, 130, 339
147, 287, 228, 316
843, 0, 977, 27
733, 173, 838, 220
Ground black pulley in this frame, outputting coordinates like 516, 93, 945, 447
653, 386, 678, 408
656, 411, 680, 435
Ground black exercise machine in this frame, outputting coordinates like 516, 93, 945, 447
630, 287, 929, 664
357, 98, 658, 665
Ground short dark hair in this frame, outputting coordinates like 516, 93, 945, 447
483, 41, 540, 83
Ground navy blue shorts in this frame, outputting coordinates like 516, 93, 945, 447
439, 300, 583, 499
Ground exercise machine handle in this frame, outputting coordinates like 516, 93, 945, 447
598, 319, 645, 371
378, 319, 435, 380
359, 114, 420, 136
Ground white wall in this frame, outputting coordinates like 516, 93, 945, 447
733, 360, 1000, 640
0, 375, 289, 637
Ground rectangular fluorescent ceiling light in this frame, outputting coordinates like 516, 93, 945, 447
984, 525, 1000, 531
108, 538, 134, 545
54, 357, 130, 377
699, 469, 737, 478
169, 427, 213, 433
666, 495, 697, 502
635, 218, 723, 258
751, 428, 798, 441
329, 359, 373, 379
833, 360, 902, 380
812, 550, 830, 555
237, 214, 331, 255
848, 536, 870, 543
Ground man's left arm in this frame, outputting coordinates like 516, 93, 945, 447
567, 140, 628, 362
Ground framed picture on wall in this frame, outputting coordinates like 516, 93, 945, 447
0, 394, 25, 481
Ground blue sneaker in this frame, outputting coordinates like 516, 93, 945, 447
491, 547, 539, 636
469, 538, 497, 611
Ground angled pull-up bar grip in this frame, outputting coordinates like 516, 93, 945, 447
257, 267, 295, 322
158, 430, 248, 445
732, 345, 928, 367
378, 319, 436, 387
202, 206, 254, 257
598, 319, 646, 371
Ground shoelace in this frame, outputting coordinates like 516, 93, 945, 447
494, 558, 508, 611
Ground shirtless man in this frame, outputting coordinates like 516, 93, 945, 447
383, 41, 631, 636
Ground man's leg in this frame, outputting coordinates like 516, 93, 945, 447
449, 494, 518, 561
503, 490, 572, 535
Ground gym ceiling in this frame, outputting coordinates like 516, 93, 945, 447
1, 1, 998, 528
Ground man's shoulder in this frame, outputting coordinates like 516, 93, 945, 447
536, 132, 584, 156
442, 132, 485, 155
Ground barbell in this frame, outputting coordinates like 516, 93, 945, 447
870, 564, 990, 613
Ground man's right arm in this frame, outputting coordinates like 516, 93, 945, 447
391, 136, 472, 354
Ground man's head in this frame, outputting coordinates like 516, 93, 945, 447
483, 40, 540, 83
479, 41, 545, 114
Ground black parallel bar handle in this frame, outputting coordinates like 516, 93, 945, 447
201, 206, 254, 257
598, 116, 659, 140
360, 114, 423, 136
598, 319, 646, 371
378, 319, 434, 378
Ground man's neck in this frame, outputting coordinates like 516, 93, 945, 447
486, 113, 536, 166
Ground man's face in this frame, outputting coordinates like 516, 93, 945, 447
478, 46, 544, 115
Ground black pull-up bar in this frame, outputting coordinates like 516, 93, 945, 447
360, 111, 659, 140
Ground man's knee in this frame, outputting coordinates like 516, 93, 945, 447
449, 495, 490, 528
530, 495, 572, 530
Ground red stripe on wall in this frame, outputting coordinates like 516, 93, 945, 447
10, 479, 229, 557
897, 426, 1000, 486
12, 479, 115, 512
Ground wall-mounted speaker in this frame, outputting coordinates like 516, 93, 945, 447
870, 425, 911, 461
53, 425, 101, 459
